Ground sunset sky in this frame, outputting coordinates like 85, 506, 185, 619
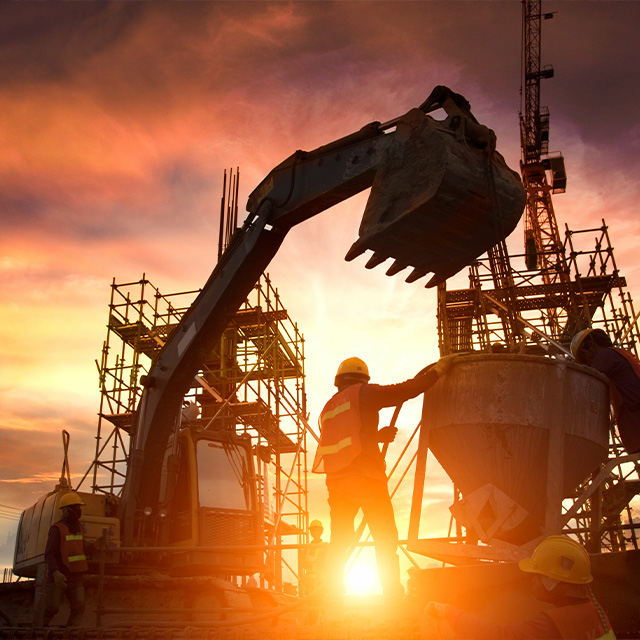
1, 1, 640, 585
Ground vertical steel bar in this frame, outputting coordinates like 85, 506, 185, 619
218, 169, 226, 260
408, 401, 431, 544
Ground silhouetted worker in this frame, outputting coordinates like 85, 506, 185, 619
44, 492, 89, 627
423, 536, 615, 639
312, 355, 457, 601
571, 328, 640, 454
300, 519, 329, 624
300, 519, 329, 597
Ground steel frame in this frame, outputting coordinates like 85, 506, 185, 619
77, 273, 309, 591
77, 170, 310, 592
416, 0, 640, 562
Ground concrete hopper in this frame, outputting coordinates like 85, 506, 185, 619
421, 354, 610, 547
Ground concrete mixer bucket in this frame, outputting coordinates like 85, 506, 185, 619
346, 87, 526, 287
415, 355, 610, 549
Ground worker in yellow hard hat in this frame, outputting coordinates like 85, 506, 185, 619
423, 535, 615, 639
300, 519, 329, 595
300, 519, 329, 623
571, 328, 640, 454
313, 354, 458, 602
44, 492, 90, 627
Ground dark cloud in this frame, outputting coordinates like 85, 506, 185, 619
0, 2, 522, 115
0, 192, 47, 225
0, 2, 142, 84
539, 2, 640, 148
1, 2, 150, 76
0, 1, 639, 524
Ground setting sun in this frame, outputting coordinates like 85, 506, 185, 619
344, 554, 381, 596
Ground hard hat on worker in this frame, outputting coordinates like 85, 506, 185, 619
570, 329, 595, 363
519, 535, 592, 584
570, 328, 612, 364
59, 492, 85, 509
309, 519, 323, 530
335, 357, 370, 386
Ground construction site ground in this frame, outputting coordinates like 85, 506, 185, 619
0, 595, 424, 640
1, 596, 639, 640
2, 550, 640, 639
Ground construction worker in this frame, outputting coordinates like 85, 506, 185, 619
300, 519, 329, 597
44, 492, 89, 627
423, 535, 615, 639
300, 519, 329, 624
571, 328, 640, 454
312, 355, 457, 601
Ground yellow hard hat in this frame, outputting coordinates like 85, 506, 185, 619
309, 519, 323, 529
570, 329, 595, 363
519, 536, 592, 584
59, 492, 85, 509
335, 357, 370, 384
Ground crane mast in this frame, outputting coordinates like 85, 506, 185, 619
434, 1, 640, 568
520, 0, 569, 308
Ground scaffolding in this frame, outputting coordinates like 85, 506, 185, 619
78, 169, 310, 590
432, 0, 640, 557
436, 219, 640, 547
80, 272, 310, 586
437, 222, 637, 358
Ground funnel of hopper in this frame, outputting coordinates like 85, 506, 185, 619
422, 354, 610, 544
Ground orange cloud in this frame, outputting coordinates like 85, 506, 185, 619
1, 1, 639, 564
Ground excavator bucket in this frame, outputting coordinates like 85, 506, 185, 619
345, 102, 526, 287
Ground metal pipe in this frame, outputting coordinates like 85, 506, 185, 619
218, 169, 226, 260
482, 291, 572, 356
561, 452, 640, 527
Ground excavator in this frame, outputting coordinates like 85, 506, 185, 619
4, 86, 525, 630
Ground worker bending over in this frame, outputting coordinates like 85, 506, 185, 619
424, 535, 615, 639
313, 355, 456, 601
44, 492, 90, 627
571, 328, 640, 454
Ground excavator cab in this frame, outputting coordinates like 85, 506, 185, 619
161, 428, 263, 576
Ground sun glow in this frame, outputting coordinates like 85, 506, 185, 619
344, 557, 381, 596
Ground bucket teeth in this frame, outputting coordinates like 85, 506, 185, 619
344, 241, 366, 262
365, 252, 388, 269
405, 268, 428, 283
386, 260, 407, 277
426, 271, 449, 288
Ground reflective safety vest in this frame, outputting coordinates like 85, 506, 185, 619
312, 384, 363, 474
305, 542, 328, 573
53, 522, 88, 573
302, 541, 329, 586
544, 601, 616, 640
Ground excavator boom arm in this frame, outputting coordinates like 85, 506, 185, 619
119, 119, 397, 540
119, 87, 526, 543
